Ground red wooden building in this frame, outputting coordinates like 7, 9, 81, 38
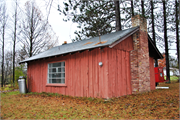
20, 15, 163, 99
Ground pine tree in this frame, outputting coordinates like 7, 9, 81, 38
150, 0, 158, 67
175, 0, 179, 66
141, 0, 145, 17
163, 0, 170, 82
114, 0, 121, 31
59, 0, 128, 42
131, 0, 134, 17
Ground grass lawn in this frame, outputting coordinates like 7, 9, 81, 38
170, 76, 179, 81
0, 84, 19, 92
164, 76, 179, 81
1, 81, 179, 119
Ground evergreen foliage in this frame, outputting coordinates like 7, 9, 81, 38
59, 0, 116, 42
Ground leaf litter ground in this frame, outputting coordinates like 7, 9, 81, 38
1, 81, 179, 119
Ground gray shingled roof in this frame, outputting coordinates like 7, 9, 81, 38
19, 26, 140, 63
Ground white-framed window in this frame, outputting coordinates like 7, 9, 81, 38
47, 61, 65, 84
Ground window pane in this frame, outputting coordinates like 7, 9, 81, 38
61, 68, 65, 72
58, 68, 61, 72
56, 73, 61, 77
49, 74, 52, 78
53, 68, 57, 72
61, 62, 65, 67
49, 79, 52, 83
49, 64, 52, 68
51, 73, 61, 78
51, 79, 62, 83
52, 79, 56, 83
56, 79, 61, 83
52, 74, 56, 77
61, 73, 65, 77
61, 79, 65, 83
49, 68, 56, 72
52, 63, 61, 67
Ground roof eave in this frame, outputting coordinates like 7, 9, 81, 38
19, 45, 109, 64
148, 35, 163, 59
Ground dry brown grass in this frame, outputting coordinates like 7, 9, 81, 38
1, 81, 179, 119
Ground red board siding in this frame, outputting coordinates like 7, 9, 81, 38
149, 57, 155, 90
113, 36, 133, 51
27, 37, 133, 98
107, 48, 132, 98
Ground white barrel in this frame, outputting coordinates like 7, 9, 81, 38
18, 77, 26, 94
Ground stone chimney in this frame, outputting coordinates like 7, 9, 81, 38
130, 15, 150, 93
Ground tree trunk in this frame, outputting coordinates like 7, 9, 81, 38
1, 25, 5, 88
13, 32, 16, 84
150, 0, 158, 67
141, 0, 145, 17
13, 0, 17, 85
179, 0, 180, 80
1, 5, 6, 88
175, 0, 179, 66
30, 4, 34, 57
114, 0, 121, 31
163, 0, 170, 82
131, 0, 134, 17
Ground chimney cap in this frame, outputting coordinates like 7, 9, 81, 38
62, 41, 67, 45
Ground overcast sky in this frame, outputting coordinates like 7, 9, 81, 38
6, 0, 78, 44
5, 0, 178, 58
33, 0, 79, 44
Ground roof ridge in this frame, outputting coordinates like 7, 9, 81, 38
60, 26, 140, 46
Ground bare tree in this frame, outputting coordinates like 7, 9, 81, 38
16, 46, 28, 64
0, 1, 8, 87
11, 0, 19, 85
20, 1, 58, 57
44, 0, 54, 21
4, 51, 13, 85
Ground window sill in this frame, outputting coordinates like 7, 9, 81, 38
46, 84, 67, 87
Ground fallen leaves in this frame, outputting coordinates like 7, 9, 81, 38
1, 82, 179, 119
83, 42, 93, 46
94, 41, 108, 45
